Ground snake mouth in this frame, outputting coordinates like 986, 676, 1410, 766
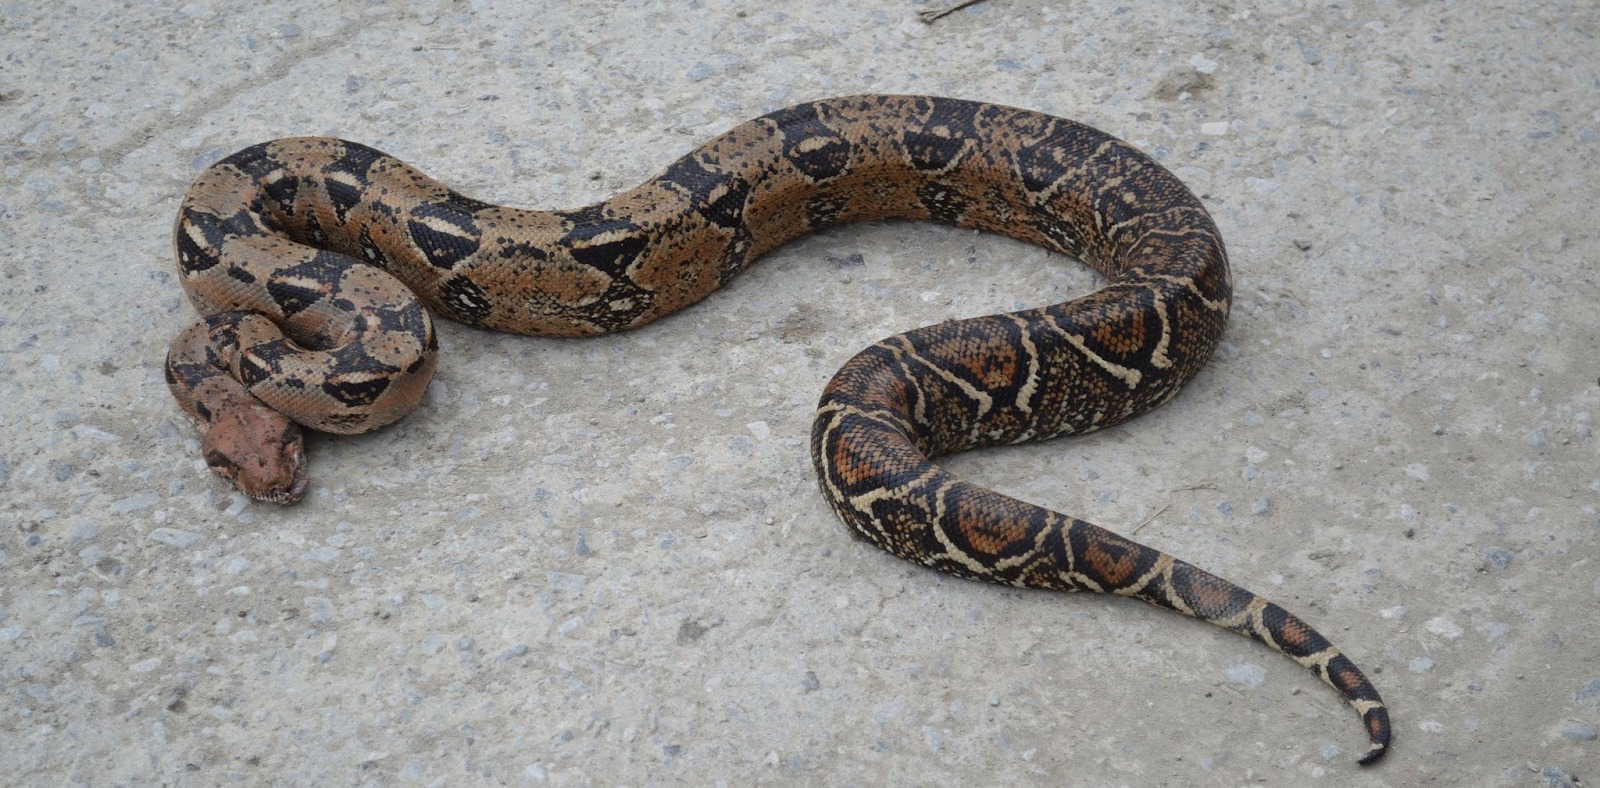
254, 461, 309, 505
252, 439, 309, 505
255, 477, 308, 505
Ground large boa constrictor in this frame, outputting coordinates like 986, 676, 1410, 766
165, 95, 1390, 763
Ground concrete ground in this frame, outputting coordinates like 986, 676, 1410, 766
2, 1, 1596, 785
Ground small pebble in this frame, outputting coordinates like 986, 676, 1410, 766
111, 493, 160, 514
1425, 617, 1464, 640
1223, 658, 1266, 687
1536, 766, 1578, 788
1559, 724, 1598, 741
686, 62, 716, 82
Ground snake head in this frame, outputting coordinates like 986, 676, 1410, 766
201, 399, 309, 504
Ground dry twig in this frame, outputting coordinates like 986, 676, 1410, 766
1130, 505, 1171, 535
918, 0, 988, 23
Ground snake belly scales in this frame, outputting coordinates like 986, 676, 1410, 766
164, 95, 1389, 763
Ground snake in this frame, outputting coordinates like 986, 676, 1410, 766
164, 95, 1390, 764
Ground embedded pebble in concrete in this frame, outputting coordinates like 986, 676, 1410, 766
2, 0, 1596, 784
1560, 725, 1598, 742
1223, 658, 1267, 688
148, 528, 201, 548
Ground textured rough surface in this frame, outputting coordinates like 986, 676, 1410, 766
1, 1, 1596, 785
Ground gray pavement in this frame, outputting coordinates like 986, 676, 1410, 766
2, 1, 1597, 784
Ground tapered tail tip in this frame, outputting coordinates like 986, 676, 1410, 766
1355, 705, 1391, 765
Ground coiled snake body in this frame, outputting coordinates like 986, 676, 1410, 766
165, 95, 1389, 763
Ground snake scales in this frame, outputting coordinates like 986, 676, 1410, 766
164, 95, 1389, 763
